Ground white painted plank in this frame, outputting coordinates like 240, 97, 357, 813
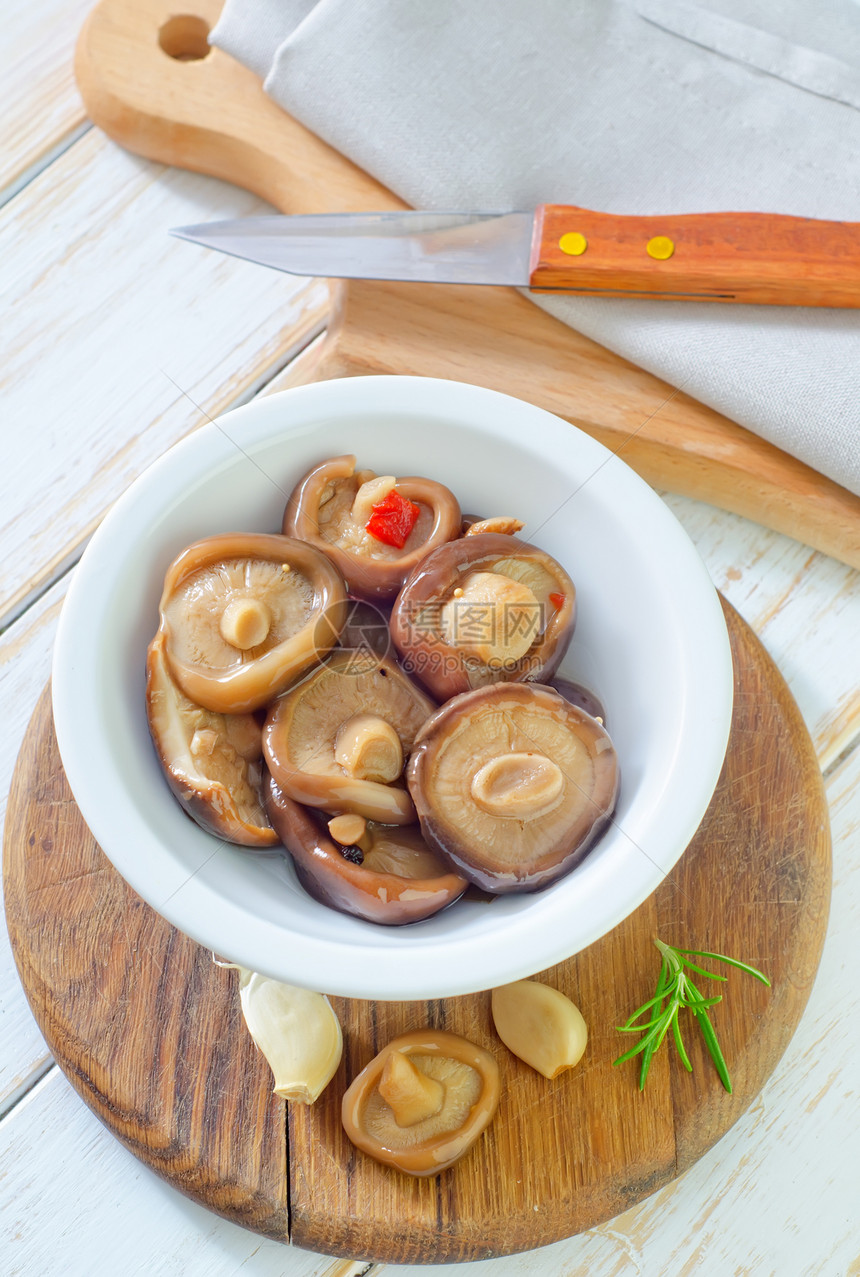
0, 126, 328, 627
2, 0, 93, 205
662, 493, 860, 771
376, 742, 860, 1277
0, 1069, 372, 1277
0, 577, 70, 1116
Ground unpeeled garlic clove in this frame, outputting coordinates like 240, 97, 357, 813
491, 980, 587, 1079
224, 964, 343, 1103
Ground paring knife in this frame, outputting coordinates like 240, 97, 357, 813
171, 205, 860, 307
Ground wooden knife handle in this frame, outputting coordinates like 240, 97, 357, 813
530, 204, 860, 305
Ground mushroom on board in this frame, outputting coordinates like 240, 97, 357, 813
263, 648, 437, 825
407, 682, 619, 893
158, 532, 348, 715
146, 631, 277, 847
341, 1030, 500, 1175
264, 780, 468, 924
283, 455, 462, 602
390, 531, 575, 701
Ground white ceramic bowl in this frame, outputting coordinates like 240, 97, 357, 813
52, 376, 732, 1000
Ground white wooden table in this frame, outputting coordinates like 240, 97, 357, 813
2, 4, 859, 1274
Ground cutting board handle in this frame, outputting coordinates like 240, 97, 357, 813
75, 0, 398, 214
75, 0, 860, 569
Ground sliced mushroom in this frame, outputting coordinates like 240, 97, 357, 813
464, 515, 525, 537
264, 777, 468, 924
158, 532, 348, 714
390, 532, 575, 701
263, 648, 436, 825
407, 683, 619, 893
341, 1029, 500, 1175
145, 631, 277, 847
283, 455, 462, 602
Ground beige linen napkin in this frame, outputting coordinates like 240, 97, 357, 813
212, 0, 860, 497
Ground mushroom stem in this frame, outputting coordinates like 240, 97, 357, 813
219, 598, 272, 650
470, 752, 564, 820
351, 475, 396, 525
441, 571, 540, 666
464, 516, 525, 537
327, 813, 372, 854
334, 714, 404, 783
378, 1050, 445, 1127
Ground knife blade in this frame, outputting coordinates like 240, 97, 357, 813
171, 205, 860, 307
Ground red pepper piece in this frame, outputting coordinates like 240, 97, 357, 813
549, 592, 566, 610
365, 489, 421, 549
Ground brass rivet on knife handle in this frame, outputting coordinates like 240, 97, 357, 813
530, 203, 860, 305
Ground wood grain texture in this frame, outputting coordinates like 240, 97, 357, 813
73, 0, 860, 570
0, 1075, 364, 1277
0, 125, 328, 629
2, 600, 831, 1264
531, 204, 860, 306
0, 0, 92, 203
3, 684, 288, 1241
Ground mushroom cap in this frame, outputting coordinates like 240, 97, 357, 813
145, 631, 277, 847
341, 1029, 500, 1175
549, 676, 607, 726
264, 776, 468, 925
159, 532, 348, 714
283, 455, 462, 601
407, 682, 619, 893
390, 532, 576, 701
263, 648, 437, 825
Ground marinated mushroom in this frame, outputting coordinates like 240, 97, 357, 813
390, 531, 576, 701
264, 778, 468, 924
464, 515, 524, 536
407, 683, 619, 893
263, 648, 437, 824
549, 676, 606, 725
336, 597, 394, 662
283, 455, 462, 601
341, 1029, 500, 1175
158, 532, 348, 714
145, 631, 277, 847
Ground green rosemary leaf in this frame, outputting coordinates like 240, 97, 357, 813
614, 938, 770, 1092
677, 957, 728, 982
613, 1009, 672, 1065
619, 983, 673, 1029
671, 1006, 692, 1072
679, 993, 723, 1011
633, 960, 674, 1088
679, 949, 772, 986
687, 977, 732, 1092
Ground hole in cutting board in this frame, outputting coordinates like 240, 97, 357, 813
158, 15, 211, 61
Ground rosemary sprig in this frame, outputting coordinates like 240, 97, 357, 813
613, 938, 770, 1092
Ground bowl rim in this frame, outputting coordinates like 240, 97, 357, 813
52, 375, 733, 999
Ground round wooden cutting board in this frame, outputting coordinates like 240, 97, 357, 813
3, 598, 831, 1264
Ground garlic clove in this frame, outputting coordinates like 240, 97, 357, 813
491, 980, 588, 1079
230, 966, 343, 1103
